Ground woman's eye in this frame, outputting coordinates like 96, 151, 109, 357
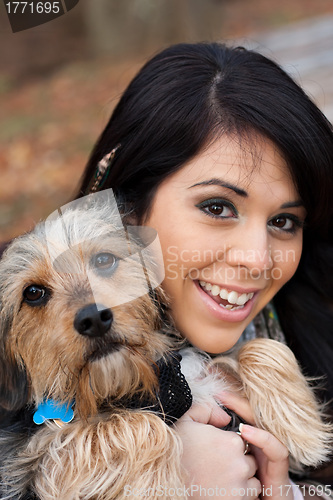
197, 199, 237, 219
269, 215, 303, 234
272, 217, 292, 229
23, 285, 48, 306
91, 252, 118, 274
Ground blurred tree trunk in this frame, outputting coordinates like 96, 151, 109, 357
83, 0, 227, 57
83, 0, 123, 54
189, 0, 226, 41
159, 0, 194, 43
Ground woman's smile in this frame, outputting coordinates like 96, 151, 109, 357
194, 279, 258, 322
145, 134, 306, 353
199, 280, 255, 308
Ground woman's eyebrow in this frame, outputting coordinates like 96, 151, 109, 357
188, 178, 248, 197
280, 200, 304, 209
188, 179, 305, 210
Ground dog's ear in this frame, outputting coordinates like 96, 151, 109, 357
0, 307, 29, 416
0, 353, 29, 415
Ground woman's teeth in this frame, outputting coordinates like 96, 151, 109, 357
199, 281, 254, 309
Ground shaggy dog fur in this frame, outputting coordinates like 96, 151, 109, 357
0, 197, 331, 499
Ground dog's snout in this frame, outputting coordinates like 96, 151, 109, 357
74, 304, 113, 337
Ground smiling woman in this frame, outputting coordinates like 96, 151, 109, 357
145, 135, 305, 353
76, 43, 333, 497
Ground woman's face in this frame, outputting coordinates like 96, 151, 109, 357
145, 135, 306, 353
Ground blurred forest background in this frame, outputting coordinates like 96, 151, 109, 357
1, 0, 333, 241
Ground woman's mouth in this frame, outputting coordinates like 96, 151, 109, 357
192, 279, 260, 323
199, 280, 254, 311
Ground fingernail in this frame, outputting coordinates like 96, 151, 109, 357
239, 423, 254, 436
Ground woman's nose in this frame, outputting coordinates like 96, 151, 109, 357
225, 225, 273, 275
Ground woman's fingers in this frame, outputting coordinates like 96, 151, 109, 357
239, 424, 289, 463
176, 417, 260, 500
217, 391, 256, 425
181, 402, 232, 428
179, 406, 291, 500
239, 424, 291, 500
247, 476, 262, 499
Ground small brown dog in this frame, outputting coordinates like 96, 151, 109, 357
0, 193, 331, 500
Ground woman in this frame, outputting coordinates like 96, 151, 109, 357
76, 42, 333, 497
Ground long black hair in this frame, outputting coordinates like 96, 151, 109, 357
77, 42, 333, 404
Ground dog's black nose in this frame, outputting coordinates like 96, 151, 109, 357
74, 304, 113, 337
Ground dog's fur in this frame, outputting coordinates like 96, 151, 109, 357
0, 200, 332, 500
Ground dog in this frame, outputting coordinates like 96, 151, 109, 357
0, 192, 332, 499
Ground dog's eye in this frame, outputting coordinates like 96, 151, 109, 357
91, 252, 118, 274
23, 285, 47, 306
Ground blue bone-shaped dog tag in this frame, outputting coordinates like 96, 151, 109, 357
33, 399, 74, 425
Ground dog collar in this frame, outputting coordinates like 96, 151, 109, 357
33, 399, 74, 427
112, 352, 193, 425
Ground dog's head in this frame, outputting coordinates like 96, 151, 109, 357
0, 196, 172, 420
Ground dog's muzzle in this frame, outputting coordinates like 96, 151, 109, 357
74, 303, 113, 337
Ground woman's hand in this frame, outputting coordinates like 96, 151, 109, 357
239, 424, 292, 500
218, 391, 293, 500
176, 402, 261, 499
177, 393, 294, 500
